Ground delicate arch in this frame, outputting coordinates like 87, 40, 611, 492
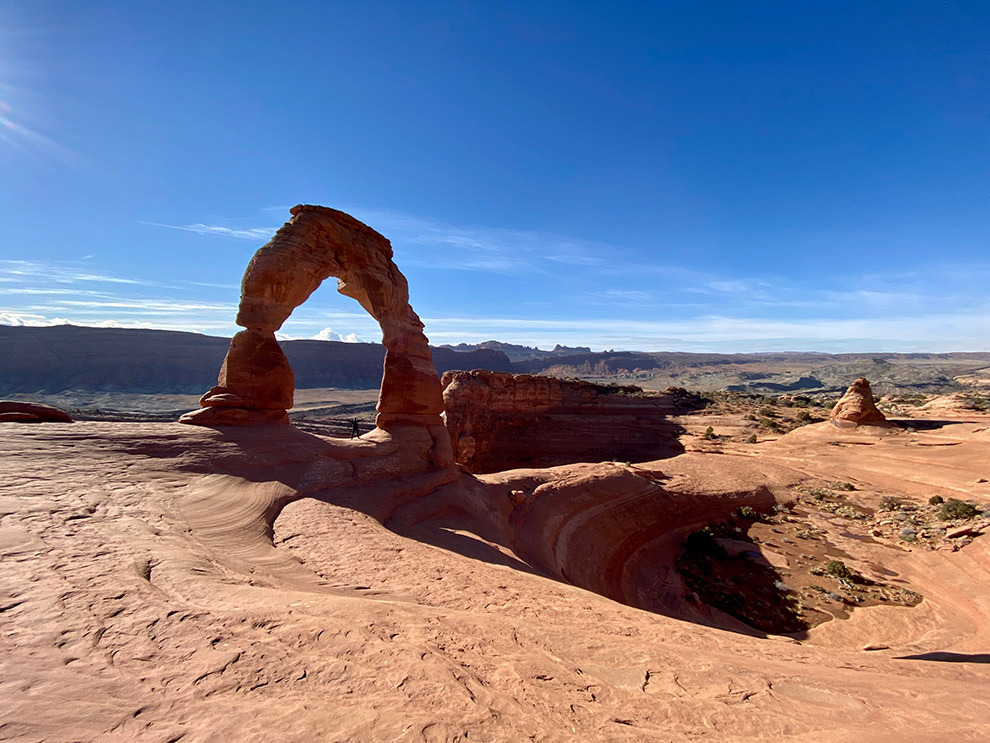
180, 205, 446, 433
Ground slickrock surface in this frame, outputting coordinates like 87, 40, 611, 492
830, 377, 890, 427
0, 400, 74, 423
181, 206, 448, 463
4, 418, 990, 742
442, 370, 698, 472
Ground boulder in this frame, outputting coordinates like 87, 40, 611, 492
830, 378, 890, 427
0, 401, 73, 423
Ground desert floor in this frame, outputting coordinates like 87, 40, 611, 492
2, 412, 989, 742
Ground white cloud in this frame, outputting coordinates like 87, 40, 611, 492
138, 221, 276, 241
310, 327, 362, 343
0, 311, 48, 326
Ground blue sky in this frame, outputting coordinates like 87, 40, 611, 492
1, 1, 988, 352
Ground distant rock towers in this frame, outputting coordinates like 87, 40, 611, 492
180, 206, 452, 462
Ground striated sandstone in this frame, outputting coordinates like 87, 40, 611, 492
830, 377, 890, 427
181, 206, 451, 465
214, 329, 294, 410
442, 370, 700, 473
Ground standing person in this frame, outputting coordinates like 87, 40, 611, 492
350, 418, 360, 439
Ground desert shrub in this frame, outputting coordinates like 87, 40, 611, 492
703, 425, 716, 440
795, 410, 814, 423
744, 433, 758, 444
824, 560, 854, 581
928, 495, 945, 506
759, 406, 778, 418
835, 505, 866, 520
828, 481, 856, 491
939, 499, 979, 521
960, 394, 990, 412
738, 506, 759, 520
759, 417, 784, 433
879, 496, 901, 511
684, 529, 726, 559
801, 487, 832, 501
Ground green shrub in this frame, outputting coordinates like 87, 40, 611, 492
703, 425, 716, 440
939, 498, 979, 521
759, 417, 784, 433
795, 410, 814, 423
879, 496, 901, 511
824, 560, 854, 581
738, 506, 759, 520
743, 433, 758, 444
928, 495, 944, 506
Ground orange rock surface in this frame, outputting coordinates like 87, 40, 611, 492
4, 411, 990, 741
830, 377, 890, 427
442, 370, 696, 472
181, 206, 450, 466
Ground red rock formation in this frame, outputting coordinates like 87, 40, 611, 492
0, 401, 73, 423
830, 377, 890, 427
181, 205, 452, 464
442, 370, 699, 473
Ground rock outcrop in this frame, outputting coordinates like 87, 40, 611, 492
181, 205, 453, 464
442, 370, 699, 473
830, 377, 890, 427
0, 401, 73, 423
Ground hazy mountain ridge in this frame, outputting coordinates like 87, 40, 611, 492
0, 325, 511, 394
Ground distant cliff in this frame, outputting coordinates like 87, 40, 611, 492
0, 325, 511, 394
439, 340, 592, 362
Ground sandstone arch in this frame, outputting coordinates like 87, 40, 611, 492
180, 205, 447, 444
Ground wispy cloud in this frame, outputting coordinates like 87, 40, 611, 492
137, 221, 277, 241
0, 260, 153, 286
342, 206, 611, 275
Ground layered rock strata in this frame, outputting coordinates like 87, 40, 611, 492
181, 205, 452, 465
830, 377, 890, 427
442, 370, 699, 473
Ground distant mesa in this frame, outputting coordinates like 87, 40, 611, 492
829, 377, 890, 428
0, 400, 73, 423
440, 341, 592, 363
442, 370, 700, 473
